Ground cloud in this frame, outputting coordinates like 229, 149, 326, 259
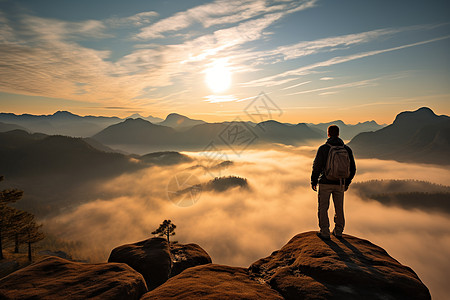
286, 78, 378, 96
204, 95, 238, 103
136, 0, 316, 39
41, 147, 450, 299
105, 11, 159, 27
242, 35, 450, 87
280, 81, 312, 90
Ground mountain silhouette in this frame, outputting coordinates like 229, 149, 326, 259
93, 118, 322, 153
309, 120, 385, 140
0, 111, 122, 137
158, 113, 206, 129
0, 122, 28, 132
126, 113, 164, 123
349, 107, 450, 164
256, 120, 321, 144
93, 118, 176, 145
0, 130, 192, 216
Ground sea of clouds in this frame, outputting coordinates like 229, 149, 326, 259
43, 146, 450, 299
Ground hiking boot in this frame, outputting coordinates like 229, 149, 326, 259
332, 229, 343, 239
316, 232, 331, 240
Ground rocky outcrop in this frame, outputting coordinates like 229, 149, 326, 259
141, 264, 284, 299
108, 237, 212, 290
108, 237, 172, 290
0, 256, 147, 299
170, 243, 212, 277
0, 232, 431, 299
0, 260, 19, 279
38, 249, 72, 260
249, 231, 430, 300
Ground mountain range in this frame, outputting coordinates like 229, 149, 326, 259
308, 120, 384, 140
1, 107, 447, 165
0, 130, 190, 216
348, 107, 450, 165
0, 111, 384, 141
92, 118, 323, 153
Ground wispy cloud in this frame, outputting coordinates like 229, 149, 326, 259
136, 0, 316, 39
105, 11, 159, 27
281, 81, 312, 90
243, 35, 450, 87
286, 79, 378, 96
204, 95, 238, 103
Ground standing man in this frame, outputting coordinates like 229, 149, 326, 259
311, 125, 356, 239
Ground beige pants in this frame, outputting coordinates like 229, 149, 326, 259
318, 184, 345, 236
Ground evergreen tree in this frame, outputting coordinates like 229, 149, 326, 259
0, 176, 24, 260
22, 220, 45, 262
7, 210, 34, 253
152, 220, 176, 243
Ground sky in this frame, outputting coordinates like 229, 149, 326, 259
0, 0, 449, 123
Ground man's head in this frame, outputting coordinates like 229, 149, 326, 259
327, 125, 339, 137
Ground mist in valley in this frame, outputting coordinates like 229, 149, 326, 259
38, 145, 450, 299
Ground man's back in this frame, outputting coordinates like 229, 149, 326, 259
311, 136, 356, 188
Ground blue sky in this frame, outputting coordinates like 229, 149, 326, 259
0, 0, 449, 123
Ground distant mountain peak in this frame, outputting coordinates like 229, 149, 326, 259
127, 113, 143, 119
53, 111, 78, 117
160, 113, 205, 128
124, 117, 151, 123
394, 107, 439, 124
258, 120, 284, 126
165, 113, 189, 120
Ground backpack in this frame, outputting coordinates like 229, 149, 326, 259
324, 143, 350, 187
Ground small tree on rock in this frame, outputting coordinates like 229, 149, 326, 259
152, 220, 176, 243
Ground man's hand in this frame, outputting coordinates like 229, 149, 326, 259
311, 184, 317, 192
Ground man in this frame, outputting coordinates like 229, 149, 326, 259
311, 125, 356, 239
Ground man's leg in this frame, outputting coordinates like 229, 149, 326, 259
332, 186, 345, 235
318, 184, 332, 237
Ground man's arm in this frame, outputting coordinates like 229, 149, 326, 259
345, 146, 356, 187
311, 145, 325, 190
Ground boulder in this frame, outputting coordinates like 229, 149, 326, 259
0, 256, 147, 299
108, 237, 172, 290
170, 243, 212, 277
141, 264, 284, 299
249, 231, 431, 300
108, 238, 212, 290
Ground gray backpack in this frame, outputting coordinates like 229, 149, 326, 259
325, 143, 350, 186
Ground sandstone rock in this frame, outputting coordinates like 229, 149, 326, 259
0, 260, 19, 278
249, 231, 431, 300
0, 256, 147, 299
38, 249, 72, 260
141, 264, 284, 299
170, 243, 212, 277
108, 237, 172, 290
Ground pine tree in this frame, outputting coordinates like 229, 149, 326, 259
152, 220, 176, 243
7, 210, 34, 253
22, 220, 45, 262
0, 176, 24, 260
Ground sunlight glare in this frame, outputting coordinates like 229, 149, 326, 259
205, 59, 232, 93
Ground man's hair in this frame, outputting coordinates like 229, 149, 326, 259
327, 125, 339, 137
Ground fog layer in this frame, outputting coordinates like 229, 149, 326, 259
43, 146, 450, 299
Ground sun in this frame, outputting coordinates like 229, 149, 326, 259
205, 59, 232, 94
